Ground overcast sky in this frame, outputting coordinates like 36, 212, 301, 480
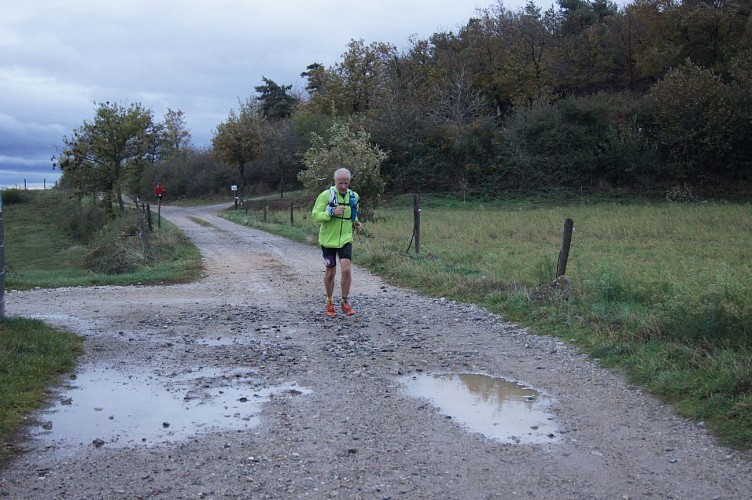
0, 0, 535, 189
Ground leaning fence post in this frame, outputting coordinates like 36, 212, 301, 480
556, 218, 574, 277
413, 193, 421, 254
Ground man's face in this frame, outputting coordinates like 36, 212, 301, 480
335, 175, 350, 194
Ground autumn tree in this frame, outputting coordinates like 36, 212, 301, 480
162, 108, 192, 153
298, 120, 386, 220
211, 98, 262, 200
256, 118, 304, 196
468, 1, 556, 110
57, 101, 159, 213
646, 61, 750, 182
553, 0, 620, 93
303, 40, 397, 117
365, 37, 435, 189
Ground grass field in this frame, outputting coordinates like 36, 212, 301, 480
226, 192, 752, 448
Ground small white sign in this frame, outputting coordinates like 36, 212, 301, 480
231, 185, 237, 191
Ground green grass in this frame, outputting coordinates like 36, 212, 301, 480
0, 318, 82, 458
4, 189, 203, 290
224, 191, 752, 449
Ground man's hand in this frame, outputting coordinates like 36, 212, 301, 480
334, 206, 345, 216
354, 221, 363, 230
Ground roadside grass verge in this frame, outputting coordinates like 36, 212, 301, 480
4, 189, 203, 290
224, 191, 752, 449
0, 318, 82, 458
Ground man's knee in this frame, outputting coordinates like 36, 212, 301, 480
340, 261, 352, 277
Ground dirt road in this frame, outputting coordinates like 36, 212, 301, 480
2, 202, 750, 499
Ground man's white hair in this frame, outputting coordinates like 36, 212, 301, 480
334, 168, 352, 181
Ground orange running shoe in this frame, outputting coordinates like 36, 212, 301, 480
326, 303, 337, 317
341, 301, 356, 316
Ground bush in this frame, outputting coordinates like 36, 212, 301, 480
498, 94, 660, 189
67, 201, 111, 243
1, 188, 23, 205
646, 61, 752, 183
83, 211, 150, 273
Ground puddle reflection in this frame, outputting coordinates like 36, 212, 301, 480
33, 366, 309, 455
401, 372, 559, 444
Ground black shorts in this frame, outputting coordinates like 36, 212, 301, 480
322, 243, 353, 268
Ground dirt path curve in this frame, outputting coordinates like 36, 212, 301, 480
2, 203, 750, 499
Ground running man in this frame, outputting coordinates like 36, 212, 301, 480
312, 167, 363, 317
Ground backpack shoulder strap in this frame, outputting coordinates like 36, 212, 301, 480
328, 186, 338, 205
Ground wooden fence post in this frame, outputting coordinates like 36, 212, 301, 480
146, 204, 153, 232
140, 205, 151, 258
556, 218, 574, 277
290, 202, 294, 225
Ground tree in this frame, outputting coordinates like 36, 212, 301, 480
254, 77, 298, 120
303, 39, 397, 117
365, 38, 435, 191
211, 98, 262, 199
301, 63, 327, 94
469, 2, 556, 109
428, 63, 488, 125
162, 108, 192, 153
553, 0, 620, 93
298, 120, 386, 220
57, 101, 159, 213
646, 61, 750, 182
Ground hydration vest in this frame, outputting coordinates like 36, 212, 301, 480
328, 187, 358, 221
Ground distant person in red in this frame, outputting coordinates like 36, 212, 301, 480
154, 183, 166, 200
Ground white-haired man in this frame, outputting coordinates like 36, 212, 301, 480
311, 167, 363, 317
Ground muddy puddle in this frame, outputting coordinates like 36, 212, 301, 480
401, 372, 559, 444
32, 365, 310, 455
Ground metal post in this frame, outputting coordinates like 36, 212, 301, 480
1, 195, 6, 318
556, 218, 574, 278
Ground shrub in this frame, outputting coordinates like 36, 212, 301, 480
1, 188, 23, 205
646, 61, 751, 183
83, 211, 150, 273
67, 201, 111, 243
498, 94, 660, 189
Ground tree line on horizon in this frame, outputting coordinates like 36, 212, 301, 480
55, 0, 752, 210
